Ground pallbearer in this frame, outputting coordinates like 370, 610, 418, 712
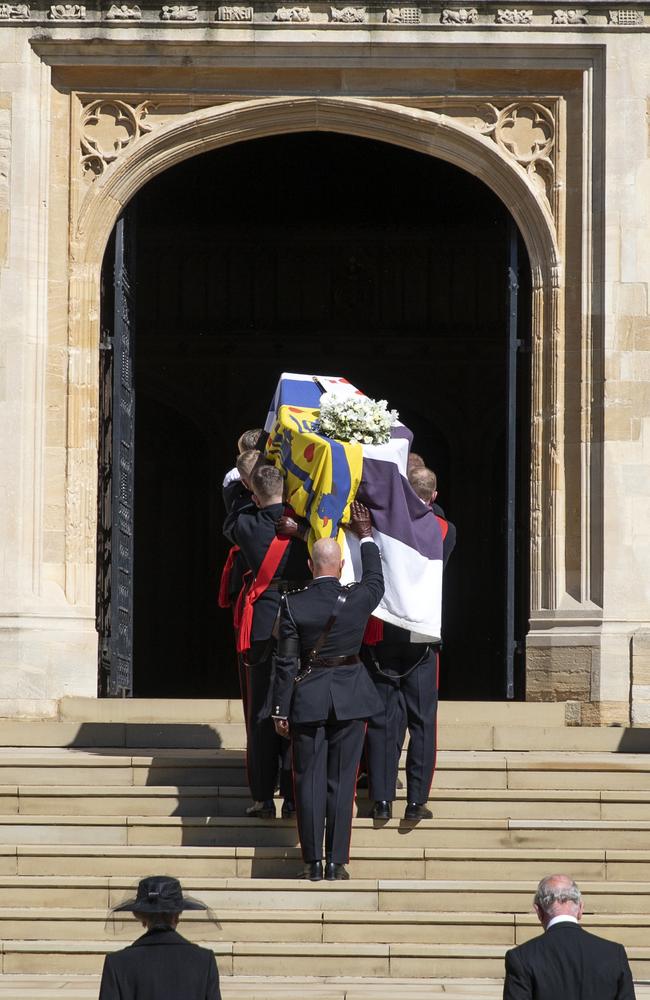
272, 503, 383, 881
224, 463, 310, 819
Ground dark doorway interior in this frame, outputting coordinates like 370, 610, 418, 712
124, 132, 530, 699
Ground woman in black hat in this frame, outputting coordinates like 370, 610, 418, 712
99, 875, 221, 1000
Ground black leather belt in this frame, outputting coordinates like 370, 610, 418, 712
265, 579, 310, 592
310, 654, 360, 668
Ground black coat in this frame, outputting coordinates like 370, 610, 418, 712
503, 921, 635, 1000
272, 540, 385, 723
224, 501, 310, 643
98, 927, 221, 1000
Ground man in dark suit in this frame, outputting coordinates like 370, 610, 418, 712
503, 874, 635, 1000
224, 463, 310, 820
99, 875, 220, 1000
272, 502, 384, 882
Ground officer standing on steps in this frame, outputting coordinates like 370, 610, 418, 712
365, 466, 456, 823
271, 502, 384, 882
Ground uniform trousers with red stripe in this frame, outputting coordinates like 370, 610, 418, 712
291, 709, 366, 864
366, 646, 438, 805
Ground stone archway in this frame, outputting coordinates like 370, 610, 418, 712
64, 95, 563, 642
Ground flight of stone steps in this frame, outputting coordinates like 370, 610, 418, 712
1, 698, 650, 998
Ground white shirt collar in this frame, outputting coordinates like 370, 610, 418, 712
546, 915, 579, 931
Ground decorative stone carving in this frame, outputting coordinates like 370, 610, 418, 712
161, 3, 197, 16
441, 6, 477, 22
80, 100, 156, 179
49, 2, 85, 15
216, 4, 252, 16
496, 7, 532, 22
274, 5, 309, 18
608, 8, 643, 23
330, 5, 366, 20
551, 8, 586, 22
105, 3, 141, 17
385, 6, 420, 21
0, 3, 29, 16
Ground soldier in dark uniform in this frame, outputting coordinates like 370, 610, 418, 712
224, 463, 310, 820
271, 502, 384, 881
365, 467, 456, 822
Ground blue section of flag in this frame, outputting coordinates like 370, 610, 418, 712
275, 378, 323, 411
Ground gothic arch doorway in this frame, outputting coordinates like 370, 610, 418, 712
98, 131, 531, 699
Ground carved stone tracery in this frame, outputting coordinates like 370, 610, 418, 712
80, 100, 156, 179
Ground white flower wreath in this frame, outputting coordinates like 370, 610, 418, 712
315, 391, 399, 445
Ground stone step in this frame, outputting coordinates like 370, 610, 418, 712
6, 748, 650, 791
0, 876, 650, 914
2, 723, 650, 752
56, 698, 568, 727
6, 814, 650, 849
4, 938, 650, 978
3, 784, 648, 820
4, 906, 650, 948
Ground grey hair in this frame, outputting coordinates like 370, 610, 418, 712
534, 875, 582, 915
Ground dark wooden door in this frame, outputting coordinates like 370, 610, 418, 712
97, 210, 136, 696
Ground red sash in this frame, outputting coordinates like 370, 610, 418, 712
435, 515, 449, 541
363, 615, 384, 646
218, 545, 241, 609
236, 535, 290, 653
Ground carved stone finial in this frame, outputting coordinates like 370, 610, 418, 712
441, 6, 478, 23
274, 5, 309, 18
608, 7, 643, 23
496, 7, 533, 22
160, 3, 197, 16
0, 3, 29, 17
551, 7, 586, 22
49, 2, 86, 15
330, 5, 366, 20
216, 3, 252, 15
385, 6, 421, 21
105, 2, 141, 17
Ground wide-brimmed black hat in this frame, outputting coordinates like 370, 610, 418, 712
112, 876, 209, 914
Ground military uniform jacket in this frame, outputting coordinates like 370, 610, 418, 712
272, 540, 385, 723
98, 927, 221, 1000
503, 921, 635, 1000
223, 501, 310, 643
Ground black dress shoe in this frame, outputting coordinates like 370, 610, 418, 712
371, 800, 392, 820
245, 799, 276, 819
325, 862, 350, 881
281, 799, 296, 819
404, 802, 433, 821
299, 861, 323, 881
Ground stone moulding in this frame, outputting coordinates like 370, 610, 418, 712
216, 3, 252, 15
330, 5, 366, 20
49, 2, 86, 15
0, 2, 29, 16
160, 3, 197, 17
441, 7, 479, 23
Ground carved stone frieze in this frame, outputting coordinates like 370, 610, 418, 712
608, 7, 643, 23
496, 7, 532, 22
80, 100, 156, 180
216, 4, 252, 16
105, 2, 141, 17
0, 3, 29, 17
49, 2, 85, 15
385, 6, 421, 21
274, 5, 309, 19
330, 5, 366, 20
551, 8, 586, 23
441, 7, 478, 23
160, 3, 197, 16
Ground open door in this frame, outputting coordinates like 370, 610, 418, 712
96, 209, 137, 697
